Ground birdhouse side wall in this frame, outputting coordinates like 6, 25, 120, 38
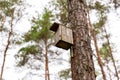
61, 26, 73, 44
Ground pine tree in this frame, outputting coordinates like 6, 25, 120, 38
15, 8, 60, 80
0, 0, 24, 79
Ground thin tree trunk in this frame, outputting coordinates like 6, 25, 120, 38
0, 14, 13, 80
45, 41, 50, 80
106, 64, 112, 80
87, 8, 107, 80
68, 0, 96, 80
103, 27, 119, 80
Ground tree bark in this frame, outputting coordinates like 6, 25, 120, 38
68, 0, 96, 80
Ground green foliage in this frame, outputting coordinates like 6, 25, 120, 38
89, 1, 109, 12
0, 0, 24, 32
99, 42, 111, 61
19, 45, 40, 55
24, 8, 53, 42
50, 0, 68, 24
0, 0, 22, 17
93, 16, 107, 35
59, 68, 71, 80
89, 1, 109, 35
94, 1, 109, 13
15, 45, 42, 66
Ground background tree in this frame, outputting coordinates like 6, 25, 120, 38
15, 8, 62, 80
0, 0, 24, 79
89, 1, 119, 79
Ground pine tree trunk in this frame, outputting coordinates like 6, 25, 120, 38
87, 9, 107, 80
45, 41, 50, 80
68, 0, 96, 80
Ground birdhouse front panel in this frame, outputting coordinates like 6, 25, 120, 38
54, 25, 73, 50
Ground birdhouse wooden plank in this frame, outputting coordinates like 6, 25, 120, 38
50, 22, 73, 50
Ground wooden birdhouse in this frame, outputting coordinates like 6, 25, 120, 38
50, 22, 73, 50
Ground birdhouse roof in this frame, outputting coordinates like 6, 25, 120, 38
50, 22, 59, 32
